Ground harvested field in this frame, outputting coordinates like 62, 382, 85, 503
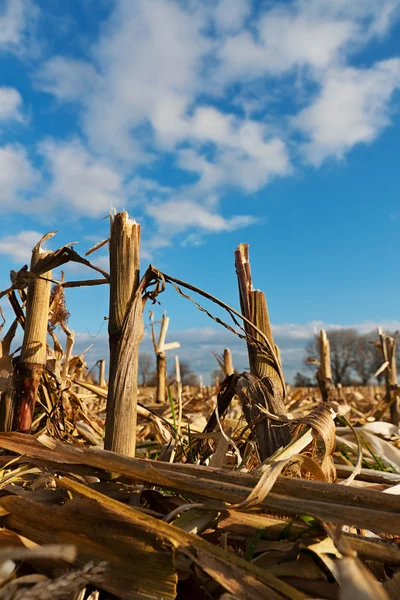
0, 220, 399, 600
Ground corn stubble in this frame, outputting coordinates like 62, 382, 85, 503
0, 215, 398, 600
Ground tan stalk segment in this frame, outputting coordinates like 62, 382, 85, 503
234, 244, 290, 458
154, 312, 180, 403
107, 212, 140, 365
105, 212, 140, 454
234, 245, 281, 388
250, 290, 280, 387
156, 313, 169, 403
223, 348, 234, 376
378, 328, 399, 426
98, 359, 106, 387
274, 344, 282, 368
156, 352, 167, 404
2, 434, 400, 536
12, 249, 52, 433
0, 392, 12, 432
175, 355, 183, 437
388, 336, 399, 425
318, 329, 335, 402
61, 329, 75, 379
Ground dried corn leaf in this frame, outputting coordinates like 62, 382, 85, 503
339, 429, 400, 473
384, 572, 400, 600
55, 476, 307, 599
233, 454, 327, 511
0, 543, 77, 563
337, 557, 390, 600
0, 319, 18, 392
252, 550, 327, 581
193, 550, 288, 600
0, 433, 399, 535
0, 494, 177, 600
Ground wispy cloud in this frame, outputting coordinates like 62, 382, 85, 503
213, 0, 400, 84
36, 56, 99, 102
294, 59, 400, 164
0, 0, 39, 55
0, 144, 39, 209
0, 87, 24, 122
146, 200, 257, 234
5, 0, 400, 248
0, 230, 44, 263
38, 139, 126, 217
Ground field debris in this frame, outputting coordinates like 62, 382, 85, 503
0, 222, 399, 599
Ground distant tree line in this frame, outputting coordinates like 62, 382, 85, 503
293, 328, 399, 387
138, 352, 199, 387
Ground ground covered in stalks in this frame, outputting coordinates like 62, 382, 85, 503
0, 232, 400, 600
0, 376, 399, 600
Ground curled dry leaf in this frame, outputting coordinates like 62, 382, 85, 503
292, 404, 337, 482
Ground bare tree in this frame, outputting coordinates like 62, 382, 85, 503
351, 332, 382, 385
211, 367, 225, 384
293, 372, 314, 387
305, 328, 400, 386
178, 360, 198, 386
168, 360, 198, 386
305, 328, 358, 385
138, 352, 154, 387
350, 330, 400, 384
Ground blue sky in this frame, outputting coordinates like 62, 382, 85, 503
1, 0, 400, 382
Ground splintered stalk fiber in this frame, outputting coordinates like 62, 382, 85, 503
234, 244, 284, 396
105, 212, 140, 455
234, 244, 290, 459
0, 392, 12, 432
156, 352, 166, 404
12, 249, 52, 433
223, 348, 234, 376
318, 329, 335, 402
98, 359, 106, 387
175, 355, 182, 437
388, 337, 399, 426
156, 313, 169, 403
378, 328, 399, 426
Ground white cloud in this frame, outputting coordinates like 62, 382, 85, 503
354, 320, 400, 334
178, 139, 289, 196
273, 319, 400, 338
36, 57, 99, 102
66, 252, 110, 276
126, 176, 171, 200
214, 0, 400, 85
214, 0, 251, 34
315, 0, 400, 40
294, 59, 400, 164
0, 87, 23, 121
30, 0, 400, 243
0, 144, 39, 208
82, 0, 211, 158
0, 230, 43, 262
272, 321, 325, 340
35, 0, 400, 202
181, 233, 205, 248
36, 0, 290, 198
185, 108, 291, 192
215, 14, 352, 85
39, 139, 125, 217
0, 0, 38, 54
145, 200, 256, 234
